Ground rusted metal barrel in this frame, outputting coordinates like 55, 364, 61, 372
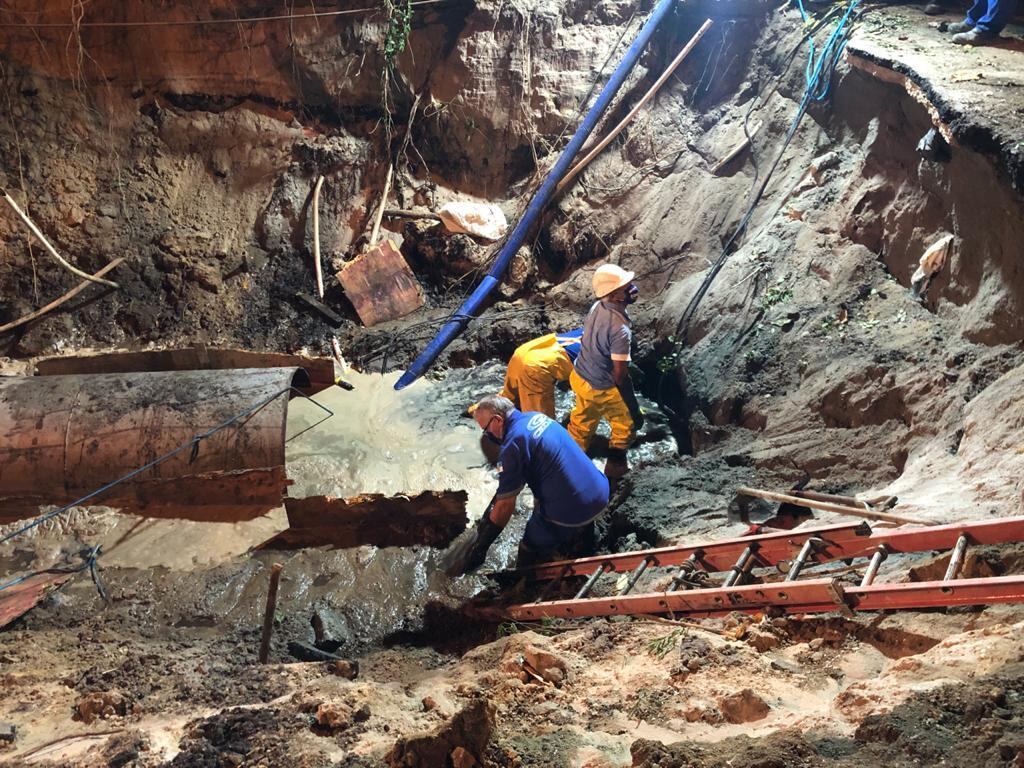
0, 367, 309, 523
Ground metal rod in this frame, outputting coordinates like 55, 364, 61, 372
944, 534, 970, 581
785, 537, 821, 582
723, 545, 757, 588
860, 544, 888, 587
574, 563, 610, 600
259, 563, 284, 664
621, 558, 653, 595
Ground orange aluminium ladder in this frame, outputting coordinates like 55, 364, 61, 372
477, 517, 1024, 622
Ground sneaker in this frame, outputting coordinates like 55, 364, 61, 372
946, 21, 974, 32
952, 27, 998, 44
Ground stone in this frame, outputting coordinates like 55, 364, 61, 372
76, 691, 128, 724
451, 746, 477, 768
718, 689, 770, 724
522, 645, 569, 686
746, 626, 782, 652
809, 637, 825, 650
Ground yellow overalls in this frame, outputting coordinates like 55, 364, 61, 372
499, 333, 575, 418
567, 369, 635, 452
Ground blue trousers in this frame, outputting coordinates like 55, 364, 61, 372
519, 509, 597, 564
965, 0, 1017, 33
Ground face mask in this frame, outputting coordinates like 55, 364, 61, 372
625, 284, 639, 304
484, 431, 503, 446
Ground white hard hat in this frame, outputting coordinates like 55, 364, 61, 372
592, 263, 636, 298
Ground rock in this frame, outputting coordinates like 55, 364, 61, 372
809, 637, 825, 651
522, 644, 569, 686
0, 723, 14, 743
421, 696, 438, 712
315, 702, 355, 732
450, 746, 477, 768
747, 626, 782, 652
75, 691, 128, 724
329, 660, 360, 680
386, 698, 495, 768
718, 689, 770, 724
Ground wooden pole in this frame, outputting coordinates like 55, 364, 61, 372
0, 258, 125, 335
367, 164, 394, 248
735, 487, 935, 527
1, 189, 119, 288
311, 176, 325, 299
258, 562, 284, 664
555, 18, 714, 195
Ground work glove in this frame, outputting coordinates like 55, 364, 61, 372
441, 510, 503, 577
617, 384, 645, 431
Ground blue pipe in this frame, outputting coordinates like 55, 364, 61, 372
394, 0, 678, 390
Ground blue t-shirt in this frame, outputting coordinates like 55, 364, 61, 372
556, 328, 583, 363
573, 300, 631, 390
495, 409, 609, 526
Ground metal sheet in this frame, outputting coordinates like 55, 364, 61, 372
0, 367, 307, 522
260, 490, 468, 549
34, 347, 335, 393
0, 572, 74, 628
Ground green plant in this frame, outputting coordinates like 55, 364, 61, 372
380, 0, 413, 138
760, 278, 792, 311
657, 336, 684, 374
646, 629, 685, 659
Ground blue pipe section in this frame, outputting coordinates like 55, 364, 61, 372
394, 0, 678, 390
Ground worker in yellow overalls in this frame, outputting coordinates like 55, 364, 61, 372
498, 329, 583, 419
569, 264, 642, 486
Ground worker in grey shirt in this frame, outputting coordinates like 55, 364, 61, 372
568, 263, 643, 484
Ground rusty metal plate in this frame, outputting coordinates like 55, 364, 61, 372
0, 368, 304, 522
263, 490, 468, 549
34, 348, 332, 393
0, 571, 74, 629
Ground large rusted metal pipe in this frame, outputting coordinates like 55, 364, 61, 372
0, 367, 309, 523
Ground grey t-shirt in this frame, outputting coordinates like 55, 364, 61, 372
573, 299, 632, 390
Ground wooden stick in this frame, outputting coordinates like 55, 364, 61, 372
710, 120, 762, 175
555, 19, 714, 195
0, 257, 125, 335
736, 487, 935, 526
383, 208, 442, 222
258, 562, 284, 664
311, 176, 325, 299
1, 189, 119, 288
367, 164, 393, 248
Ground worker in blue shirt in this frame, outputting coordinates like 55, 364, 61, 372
443, 395, 610, 575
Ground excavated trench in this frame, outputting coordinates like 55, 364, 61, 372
2, 0, 1024, 765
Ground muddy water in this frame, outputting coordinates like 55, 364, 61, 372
272, 364, 521, 648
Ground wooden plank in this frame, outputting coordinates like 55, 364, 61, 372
336, 240, 424, 327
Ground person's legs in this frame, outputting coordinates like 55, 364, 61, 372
965, 0, 987, 24
568, 369, 602, 451
518, 511, 577, 566
974, 0, 1016, 31
518, 365, 557, 418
